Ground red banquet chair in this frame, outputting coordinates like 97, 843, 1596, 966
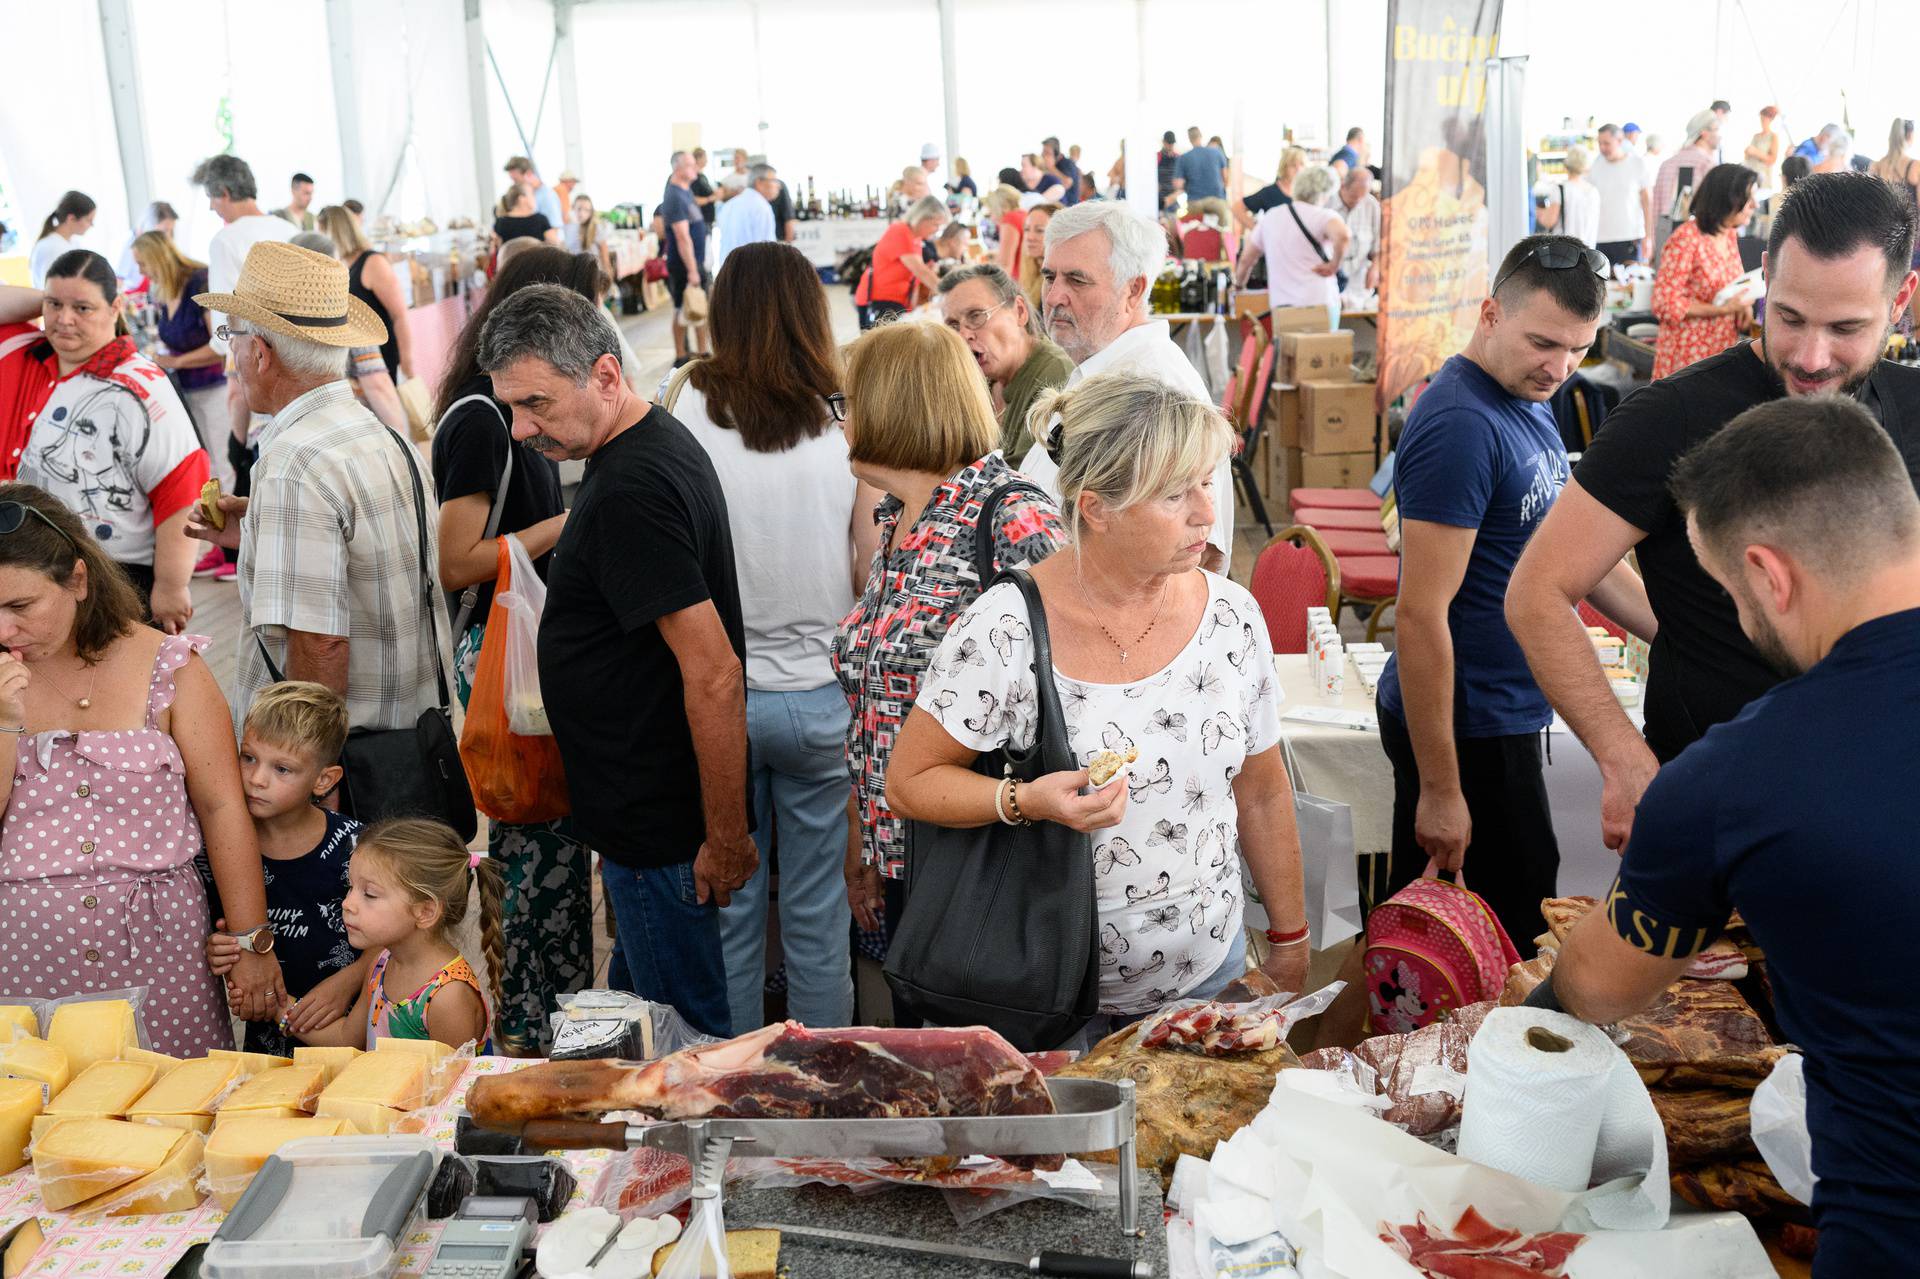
1338, 554, 1401, 642
1180, 225, 1227, 263
1290, 486, 1381, 511
1250, 526, 1341, 653
1309, 527, 1392, 557
1289, 506, 1383, 532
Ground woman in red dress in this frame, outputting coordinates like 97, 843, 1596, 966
1652, 164, 1759, 380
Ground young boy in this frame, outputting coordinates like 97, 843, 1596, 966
207, 682, 368, 1055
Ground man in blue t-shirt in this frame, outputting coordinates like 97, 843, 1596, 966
1040, 136, 1081, 207
1539, 397, 1920, 1276
661, 150, 709, 363
1374, 234, 1646, 947
1172, 142, 1229, 215
1331, 126, 1367, 175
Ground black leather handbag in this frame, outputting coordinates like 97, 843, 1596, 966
883, 568, 1099, 1051
254, 425, 477, 843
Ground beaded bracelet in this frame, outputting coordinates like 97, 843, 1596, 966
1005, 779, 1032, 826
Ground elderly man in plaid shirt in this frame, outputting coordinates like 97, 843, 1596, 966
189, 241, 443, 742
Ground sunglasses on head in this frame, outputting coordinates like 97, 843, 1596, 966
1491, 239, 1611, 299
0, 502, 82, 558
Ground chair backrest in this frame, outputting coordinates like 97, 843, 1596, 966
1222, 329, 1260, 416
1577, 600, 1629, 643
1251, 524, 1342, 652
1242, 340, 1277, 432
1182, 226, 1226, 262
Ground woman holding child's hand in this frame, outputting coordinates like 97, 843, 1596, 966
0, 485, 283, 1053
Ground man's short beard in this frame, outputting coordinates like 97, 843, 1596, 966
1758, 318, 1887, 399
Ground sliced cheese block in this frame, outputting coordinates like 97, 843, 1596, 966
120, 1047, 181, 1078
0, 1007, 37, 1044
132, 1114, 213, 1134
32, 1118, 182, 1210
0, 1078, 44, 1175
128, 1057, 240, 1121
313, 1095, 405, 1134
205, 1115, 354, 1209
291, 1046, 362, 1086
220, 1064, 325, 1115
45, 1060, 157, 1119
2, 1220, 43, 1278
214, 1106, 301, 1123
0, 1037, 69, 1098
70, 1130, 204, 1216
322, 1050, 429, 1111
206, 1049, 293, 1080
46, 1000, 138, 1077
374, 1037, 462, 1102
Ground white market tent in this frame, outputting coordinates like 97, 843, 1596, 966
0, 0, 1909, 274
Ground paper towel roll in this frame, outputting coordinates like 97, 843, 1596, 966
1456, 1007, 1669, 1231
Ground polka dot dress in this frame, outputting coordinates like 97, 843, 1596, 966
0, 635, 232, 1055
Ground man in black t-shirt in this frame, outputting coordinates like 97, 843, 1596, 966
478, 282, 753, 1038
1508, 172, 1920, 854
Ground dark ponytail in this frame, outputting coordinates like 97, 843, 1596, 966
36, 191, 95, 242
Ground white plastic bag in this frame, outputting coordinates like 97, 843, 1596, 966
1750, 1052, 1815, 1205
498, 533, 553, 737
656, 1185, 731, 1279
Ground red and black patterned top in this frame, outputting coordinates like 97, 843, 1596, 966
832, 452, 1067, 879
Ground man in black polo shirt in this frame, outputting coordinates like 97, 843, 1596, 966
479, 283, 753, 1037
1537, 397, 1920, 1276
1507, 172, 1920, 852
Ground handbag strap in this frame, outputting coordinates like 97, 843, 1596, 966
996, 567, 1075, 774
971, 479, 1047, 587
377, 421, 454, 711
659, 361, 697, 413
444, 394, 515, 638
1287, 201, 1331, 262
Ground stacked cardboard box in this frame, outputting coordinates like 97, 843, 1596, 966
1262, 324, 1378, 499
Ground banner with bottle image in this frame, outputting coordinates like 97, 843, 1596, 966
1376, 0, 1505, 410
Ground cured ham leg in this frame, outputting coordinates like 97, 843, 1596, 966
468, 1022, 1054, 1130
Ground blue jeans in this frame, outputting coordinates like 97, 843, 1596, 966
1056, 922, 1250, 1053
718, 684, 855, 1032
601, 858, 733, 1038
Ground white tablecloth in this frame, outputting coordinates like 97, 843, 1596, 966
1273, 652, 1631, 902
790, 216, 890, 268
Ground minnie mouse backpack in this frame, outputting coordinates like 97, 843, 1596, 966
1362, 862, 1520, 1036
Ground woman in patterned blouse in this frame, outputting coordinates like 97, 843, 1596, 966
1652, 164, 1758, 380
832, 322, 1068, 984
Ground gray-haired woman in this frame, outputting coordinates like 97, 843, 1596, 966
936, 264, 1073, 459
886, 373, 1309, 1046
1235, 163, 1349, 329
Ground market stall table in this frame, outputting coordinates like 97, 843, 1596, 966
1273, 652, 1634, 906
791, 217, 890, 270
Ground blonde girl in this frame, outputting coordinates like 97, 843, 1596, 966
296, 819, 505, 1052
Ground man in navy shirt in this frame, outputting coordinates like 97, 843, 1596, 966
1172, 141, 1230, 220
1543, 397, 1920, 1276
1331, 126, 1367, 175
661, 150, 709, 364
1374, 235, 1651, 946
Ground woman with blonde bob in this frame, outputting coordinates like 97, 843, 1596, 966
887, 373, 1309, 1046
832, 323, 1068, 994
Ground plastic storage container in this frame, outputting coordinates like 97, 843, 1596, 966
202, 1135, 439, 1279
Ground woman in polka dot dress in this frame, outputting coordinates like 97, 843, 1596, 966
0, 486, 282, 1054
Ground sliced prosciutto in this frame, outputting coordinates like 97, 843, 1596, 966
1380, 1207, 1584, 1278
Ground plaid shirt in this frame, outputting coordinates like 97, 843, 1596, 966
831, 452, 1067, 879
234, 380, 444, 738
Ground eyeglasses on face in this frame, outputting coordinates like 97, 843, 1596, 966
823, 393, 847, 423
944, 301, 1008, 333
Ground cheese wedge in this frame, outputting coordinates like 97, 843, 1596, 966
206, 1049, 293, 1080
3, 1220, 43, 1278
374, 1037, 462, 1101
32, 1118, 183, 1210
205, 1115, 354, 1208
321, 1050, 429, 1111
220, 1064, 324, 1115
292, 1046, 362, 1086
45, 1060, 157, 1120
0, 1078, 44, 1175
313, 1095, 405, 1134
46, 1000, 138, 1077
0, 1037, 68, 1098
214, 1106, 301, 1123
120, 1047, 181, 1078
0, 1007, 37, 1044
128, 1057, 240, 1123
70, 1130, 204, 1216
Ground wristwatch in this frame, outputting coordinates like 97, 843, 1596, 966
226, 924, 276, 955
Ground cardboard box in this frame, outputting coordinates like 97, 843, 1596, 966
1269, 305, 1333, 336
1299, 380, 1376, 454
1281, 448, 1377, 493
1266, 386, 1303, 449
1278, 331, 1354, 385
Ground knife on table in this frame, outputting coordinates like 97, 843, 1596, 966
742, 1222, 1151, 1278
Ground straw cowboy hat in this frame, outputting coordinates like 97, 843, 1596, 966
194, 241, 387, 348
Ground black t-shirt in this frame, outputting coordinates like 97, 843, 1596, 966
1574, 342, 1920, 759
1244, 183, 1291, 215
691, 173, 717, 226
771, 183, 794, 237
493, 213, 552, 243
1156, 150, 1179, 203
430, 375, 566, 625
538, 408, 747, 865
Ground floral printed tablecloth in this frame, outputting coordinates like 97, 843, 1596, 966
0, 1057, 614, 1278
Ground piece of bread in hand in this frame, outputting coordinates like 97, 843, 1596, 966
1088, 745, 1138, 786
198, 480, 225, 530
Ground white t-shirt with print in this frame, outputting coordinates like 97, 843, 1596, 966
915, 571, 1281, 1014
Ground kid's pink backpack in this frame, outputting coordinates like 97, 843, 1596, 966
1363, 863, 1521, 1036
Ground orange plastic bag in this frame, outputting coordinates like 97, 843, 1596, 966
459, 537, 571, 824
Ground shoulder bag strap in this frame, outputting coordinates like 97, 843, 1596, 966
377, 424, 454, 711
971, 479, 1049, 586
1001, 567, 1074, 773
1287, 201, 1331, 262
659, 361, 698, 413
443, 394, 515, 638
